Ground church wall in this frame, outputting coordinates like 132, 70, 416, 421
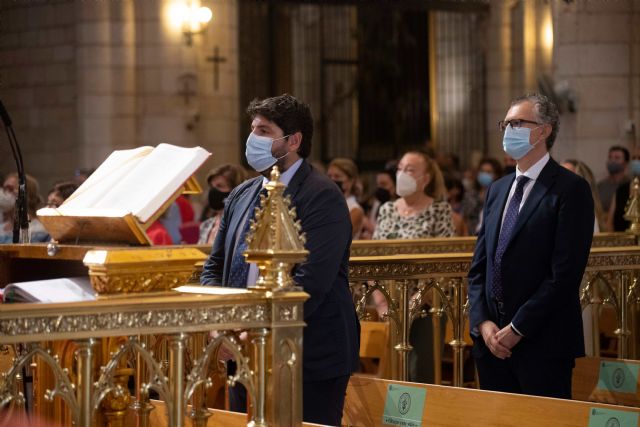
485, 0, 640, 180
552, 0, 639, 180
0, 0, 240, 195
0, 1, 79, 193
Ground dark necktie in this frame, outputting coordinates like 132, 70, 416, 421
227, 187, 267, 287
491, 175, 531, 302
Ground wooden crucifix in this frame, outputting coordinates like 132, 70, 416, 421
206, 46, 227, 91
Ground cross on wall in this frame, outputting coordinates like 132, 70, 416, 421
206, 46, 227, 91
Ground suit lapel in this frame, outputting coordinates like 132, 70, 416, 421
226, 179, 263, 253
505, 158, 558, 249
283, 160, 310, 201
487, 176, 514, 258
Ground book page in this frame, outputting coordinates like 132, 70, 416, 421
59, 146, 154, 211
3, 277, 96, 303
85, 144, 210, 223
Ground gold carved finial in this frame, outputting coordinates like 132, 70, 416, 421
244, 166, 309, 290
624, 176, 640, 235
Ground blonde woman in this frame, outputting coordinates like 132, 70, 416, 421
371, 151, 454, 384
561, 159, 605, 233
373, 151, 454, 239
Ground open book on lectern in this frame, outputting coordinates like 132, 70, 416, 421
37, 143, 211, 245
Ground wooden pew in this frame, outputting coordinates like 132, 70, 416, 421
574, 356, 640, 407
140, 400, 324, 426
344, 376, 640, 427
358, 321, 390, 378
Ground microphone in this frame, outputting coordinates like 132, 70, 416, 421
0, 99, 28, 243
0, 100, 12, 127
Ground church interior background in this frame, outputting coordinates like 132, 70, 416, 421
0, 1, 640, 426
0, 0, 638, 193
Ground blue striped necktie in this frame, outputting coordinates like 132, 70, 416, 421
227, 187, 267, 287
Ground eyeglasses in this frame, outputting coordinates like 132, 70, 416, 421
498, 119, 542, 132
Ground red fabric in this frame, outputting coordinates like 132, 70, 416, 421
175, 195, 195, 223
146, 221, 173, 245
179, 221, 200, 244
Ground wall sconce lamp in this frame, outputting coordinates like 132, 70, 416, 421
170, 2, 213, 46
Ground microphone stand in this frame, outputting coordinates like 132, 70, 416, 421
0, 101, 29, 243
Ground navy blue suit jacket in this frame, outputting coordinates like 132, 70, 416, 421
468, 157, 594, 359
200, 160, 360, 381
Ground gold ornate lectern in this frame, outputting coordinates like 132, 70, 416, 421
0, 167, 309, 427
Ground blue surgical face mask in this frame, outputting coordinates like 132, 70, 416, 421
630, 159, 640, 176
502, 125, 540, 160
477, 171, 494, 188
245, 133, 290, 172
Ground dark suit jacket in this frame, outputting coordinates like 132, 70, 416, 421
468, 157, 594, 359
200, 160, 360, 381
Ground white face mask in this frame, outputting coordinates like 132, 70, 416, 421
0, 190, 16, 212
245, 133, 291, 172
396, 171, 419, 197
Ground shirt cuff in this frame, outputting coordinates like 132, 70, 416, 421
510, 322, 524, 337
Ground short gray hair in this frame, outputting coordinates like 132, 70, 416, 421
511, 93, 560, 149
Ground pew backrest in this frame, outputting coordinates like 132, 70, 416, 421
574, 356, 640, 408
344, 376, 640, 427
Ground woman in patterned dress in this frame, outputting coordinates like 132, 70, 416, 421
373, 151, 454, 240
371, 150, 455, 384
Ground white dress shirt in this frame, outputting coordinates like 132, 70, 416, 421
500, 152, 550, 230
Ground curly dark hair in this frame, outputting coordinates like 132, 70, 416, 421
246, 94, 314, 158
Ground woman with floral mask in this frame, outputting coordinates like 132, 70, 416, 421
373, 151, 454, 239
327, 158, 365, 238
198, 164, 247, 245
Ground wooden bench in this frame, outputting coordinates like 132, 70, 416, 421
139, 400, 323, 426
358, 320, 390, 378
344, 376, 640, 426
573, 356, 640, 407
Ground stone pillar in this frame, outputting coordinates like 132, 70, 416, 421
75, 0, 138, 169
552, 1, 639, 174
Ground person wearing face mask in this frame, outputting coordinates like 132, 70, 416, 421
466, 158, 503, 235
608, 148, 640, 232
371, 151, 454, 383
597, 146, 630, 214
200, 94, 359, 426
468, 93, 594, 399
0, 173, 49, 243
360, 165, 397, 239
373, 151, 454, 240
197, 164, 247, 245
327, 158, 365, 238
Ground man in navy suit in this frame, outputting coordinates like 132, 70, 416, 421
200, 94, 359, 425
468, 93, 594, 398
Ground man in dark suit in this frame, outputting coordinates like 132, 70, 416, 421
468, 93, 594, 398
200, 94, 359, 425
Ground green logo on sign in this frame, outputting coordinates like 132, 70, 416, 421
398, 392, 411, 415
